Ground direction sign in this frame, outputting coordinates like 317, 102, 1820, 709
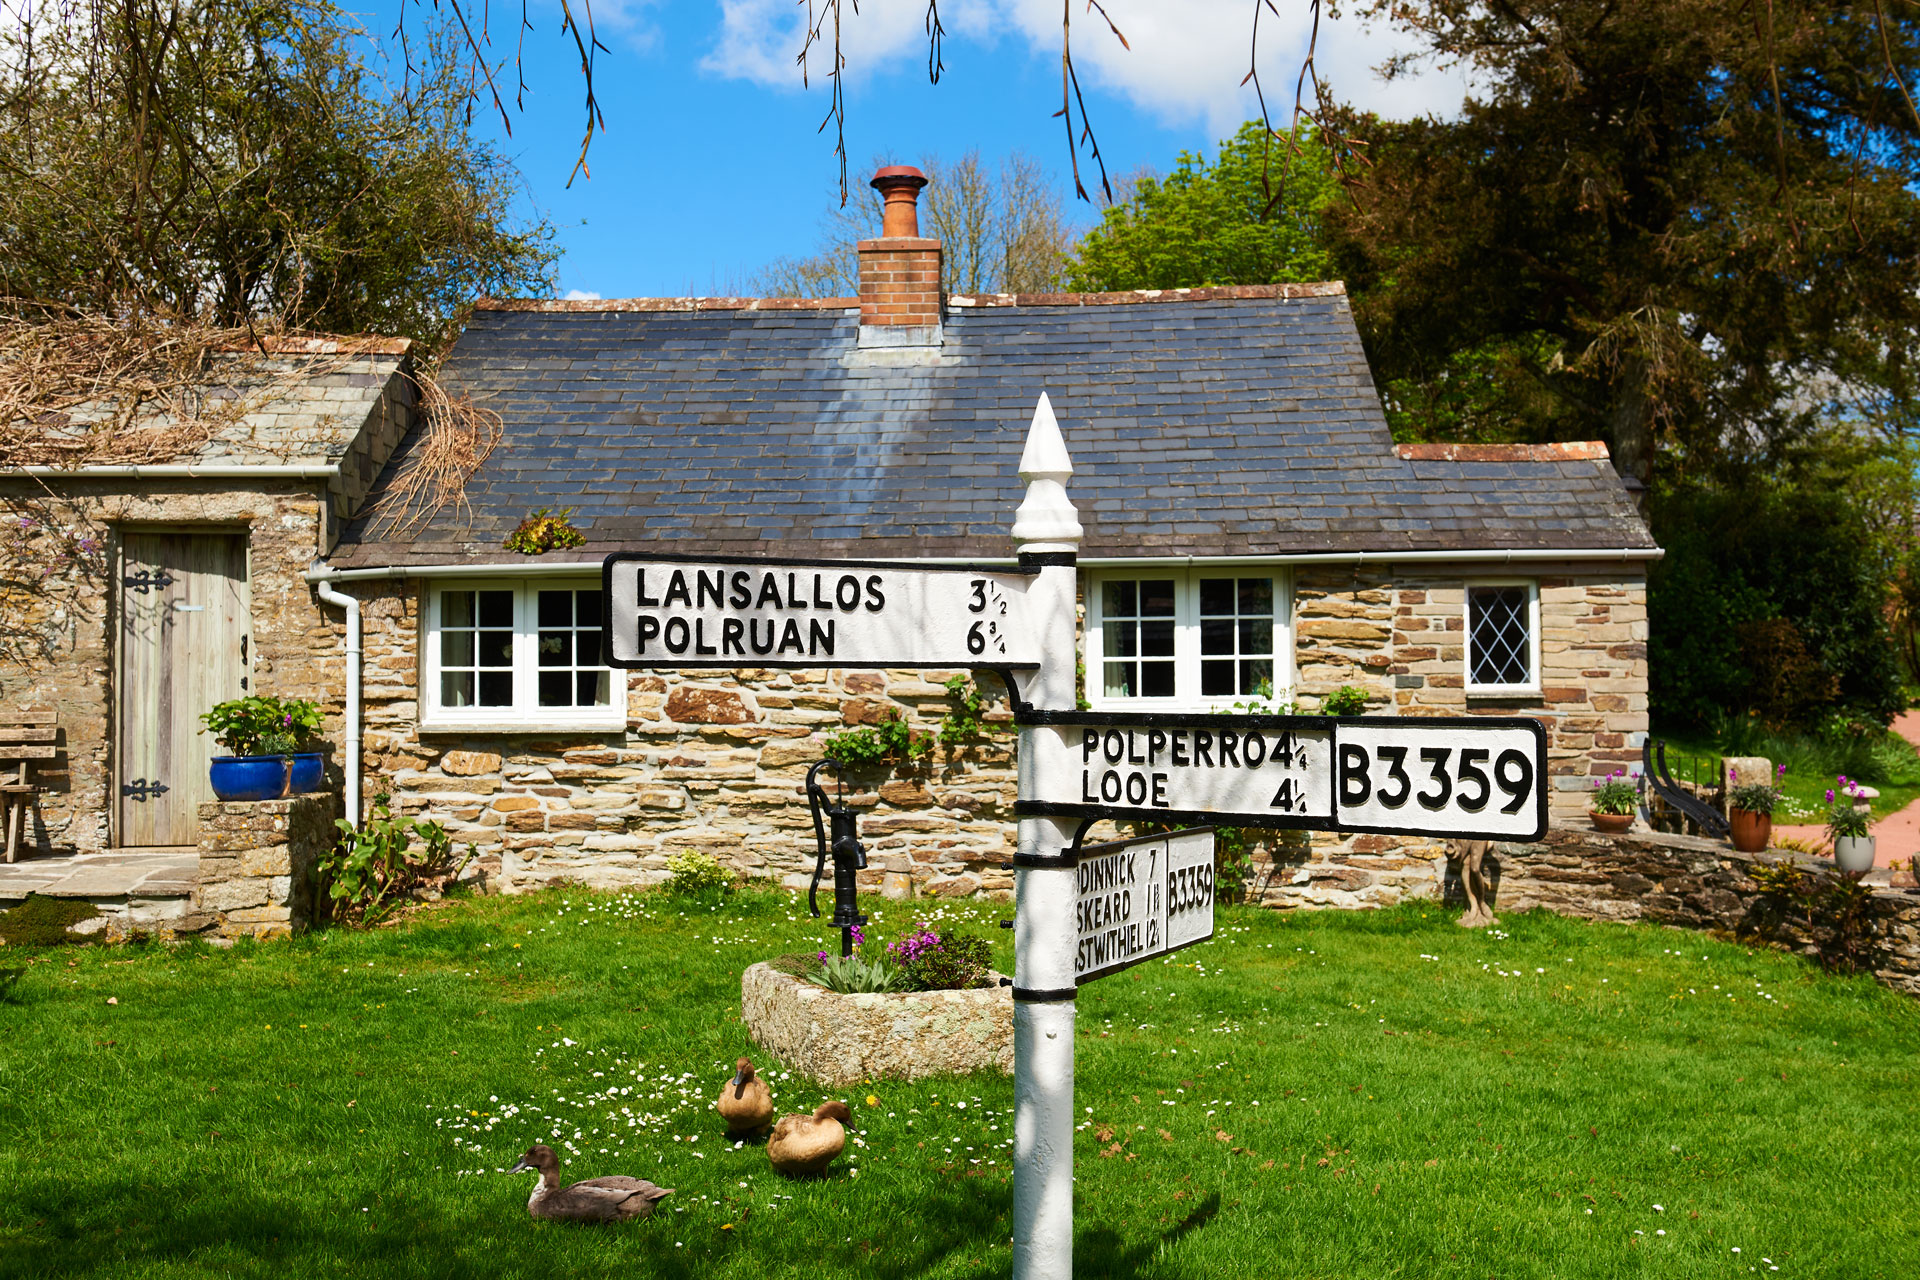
1074, 827, 1215, 985
602, 553, 1042, 670
1017, 712, 1548, 842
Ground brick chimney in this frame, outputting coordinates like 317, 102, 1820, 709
857, 166, 942, 345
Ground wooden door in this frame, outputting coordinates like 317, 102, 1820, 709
117, 532, 249, 847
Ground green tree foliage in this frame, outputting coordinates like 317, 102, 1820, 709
1066, 122, 1337, 291
1648, 438, 1910, 731
1324, 0, 1920, 478
0, 0, 556, 348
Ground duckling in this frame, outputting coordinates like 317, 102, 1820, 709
507, 1144, 673, 1223
767, 1101, 853, 1178
717, 1055, 774, 1139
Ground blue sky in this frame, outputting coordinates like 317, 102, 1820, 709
448, 2, 1471, 299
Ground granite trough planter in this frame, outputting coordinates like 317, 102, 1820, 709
740, 961, 1014, 1087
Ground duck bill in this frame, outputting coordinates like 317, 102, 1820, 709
508, 1158, 531, 1174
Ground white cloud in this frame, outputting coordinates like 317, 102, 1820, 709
563, 288, 603, 301
528, 0, 666, 53
702, 0, 1473, 130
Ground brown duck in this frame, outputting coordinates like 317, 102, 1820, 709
717, 1056, 775, 1138
507, 1144, 673, 1223
767, 1101, 852, 1178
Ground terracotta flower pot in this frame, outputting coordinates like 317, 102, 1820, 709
1588, 811, 1634, 834
1728, 808, 1772, 854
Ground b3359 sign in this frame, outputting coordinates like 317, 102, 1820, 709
1016, 712, 1548, 843
602, 553, 1042, 670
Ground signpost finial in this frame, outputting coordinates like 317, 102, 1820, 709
1012, 393, 1082, 549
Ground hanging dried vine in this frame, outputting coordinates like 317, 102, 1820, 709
361, 366, 502, 538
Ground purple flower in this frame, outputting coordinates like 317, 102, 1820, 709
1826, 789, 1835, 803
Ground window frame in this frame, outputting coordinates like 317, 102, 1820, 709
1463, 578, 1542, 696
1082, 568, 1293, 711
419, 578, 627, 732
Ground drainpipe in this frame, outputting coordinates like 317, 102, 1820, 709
311, 577, 362, 828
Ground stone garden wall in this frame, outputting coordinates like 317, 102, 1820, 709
1464, 826, 1920, 998
192, 794, 339, 938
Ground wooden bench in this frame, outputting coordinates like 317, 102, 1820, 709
1, 711, 57, 863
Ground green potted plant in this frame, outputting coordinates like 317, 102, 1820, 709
1727, 763, 1787, 853
1587, 770, 1639, 834
1824, 775, 1876, 873
199, 696, 325, 801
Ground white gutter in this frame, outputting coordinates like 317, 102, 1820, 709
1072, 546, 1665, 568
308, 573, 362, 829
7, 464, 340, 478
308, 561, 605, 580
304, 545, 1662, 581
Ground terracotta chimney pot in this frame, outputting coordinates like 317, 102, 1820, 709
871, 166, 929, 239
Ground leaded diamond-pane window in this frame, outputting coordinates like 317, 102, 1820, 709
1467, 585, 1533, 688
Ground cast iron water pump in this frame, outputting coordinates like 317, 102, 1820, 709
805, 760, 867, 958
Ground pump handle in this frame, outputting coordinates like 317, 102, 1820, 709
804, 760, 834, 919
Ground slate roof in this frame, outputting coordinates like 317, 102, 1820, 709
10, 336, 411, 469
330, 285, 1655, 568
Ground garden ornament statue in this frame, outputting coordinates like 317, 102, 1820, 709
506, 1144, 674, 1223
805, 760, 868, 958
1451, 839, 1499, 929
717, 1055, 774, 1138
768, 1101, 853, 1178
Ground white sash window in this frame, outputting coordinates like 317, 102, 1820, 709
422, 580, 626, 730
1084, 571, 1290, 709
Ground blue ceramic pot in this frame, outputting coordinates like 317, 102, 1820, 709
209, 755, 292, 802
287, 752, 324, 795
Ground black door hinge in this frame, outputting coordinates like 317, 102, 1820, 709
121, 778, 169, 801
123, 569, 176, 594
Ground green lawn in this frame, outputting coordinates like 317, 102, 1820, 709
4, 888, 1917, 1279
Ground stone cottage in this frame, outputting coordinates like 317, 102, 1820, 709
0, 166, 1658, 927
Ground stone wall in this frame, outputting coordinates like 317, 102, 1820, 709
347, 572, 1020, 896
192, 794, 338, 938
1464, 826, 1920, 998
0, 481, 349, 855
0, 498, 1647, 881
341, 559, 1647, 899
1289, 563, 1648, 826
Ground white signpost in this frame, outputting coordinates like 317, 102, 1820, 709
600, 392, 1553, 1279
1074, 827, 1216, 985
602, 554, 1043, 670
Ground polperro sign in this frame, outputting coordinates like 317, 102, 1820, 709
602, 553, 1042, 670
1017, 712, 1548, 842
1074, 827, 1216, 985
